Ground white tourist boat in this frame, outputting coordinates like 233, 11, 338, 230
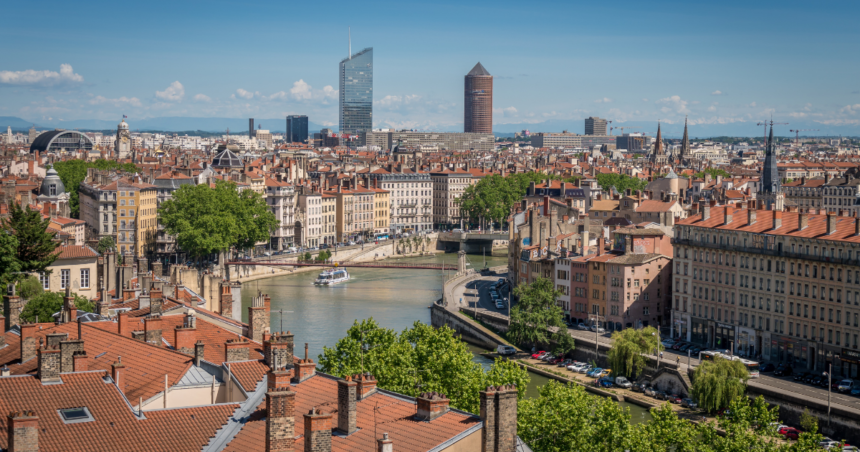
314, 267, 350, 285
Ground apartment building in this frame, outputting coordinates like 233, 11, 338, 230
296, 189, 322, 248
822, 175, 860, 217
321, 193, 337, 245
79, 174, 118, 242
265, 176, 296, 250
673, 204, 860, 378
371, 186, 390, 236
116, 179, 157, 258
431, 167, 473, 229
154, 171, 195, 263
368, 166, 432, 234
327, 184, 374, 243
783, 177, 825, 213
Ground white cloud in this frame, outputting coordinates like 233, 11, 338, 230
375, 94, 421, 108
155, 81, 185, 102
0, 64, 84, 87
193, 94, 211, 102
711, 90, 722, 95
687, 116, 747, 125
594, 97, 612, 103
789, 112, 807, 118
840, 104, 860, 115
234, 88, 257, 100
656, 95, 690, 114
289, 80, 312, 100
642, 98, 649, 102
493, 106, 518, 117
749, 102, 757, 107
707, 105, 717, 112
816, 119, 860, 126
265, 81, 337, 102
88, 95, 142, 107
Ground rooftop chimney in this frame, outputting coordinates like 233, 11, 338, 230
112, 357, 126, 394
416, 392, 450, 422
20, 323, 36, 364
38, 344, 61, 383
144, 315, 163, 347
337, 376, 358, 435
748, 208, 756, 225
73, 351, 88, 372
702, 206, 711, 221
799, 213, 809, 231
303, 408, 333, 452
266, 386, 297, 452
597, 237, 605, 256
294, 343, 316, 383
377, 433, 393, 452
264, 331, 295, 371
480, 385, 518, 452
827, 214, 838, 235
225, 339, 250, 362
194, 340, 205, 366
724, 208, 732, 226
773, 210, 783, 230
6, 411, 39, 452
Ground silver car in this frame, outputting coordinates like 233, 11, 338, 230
615, 376, 633, 389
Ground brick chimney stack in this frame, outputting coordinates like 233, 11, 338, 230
377, 433, 393, 452
799, 213, 809, 231
264, 331, 295, 371
73, 351, 89, 372
480, 385, 518, 452
416, 392, 450, 422
724, 208, 732, 225
266, 386, 297, 452
144, 315, 163, 347
225, 339, 250, 362
702, 205, 711, 221
59, 337, 84, 373
174, 315, 197, 355
248, 292, 271, 342
773, 210, 783, 230
20, 323, 37, 364
748, 208, 756, 225
194, 340, 205, 366
7, 411, 39, 452
112, 357, 126, 394
827, 214, 838, 235
337, 376, 358, 435
38, 343, 61, 383
220, 283, 233, 318
303, 408, 333, 452
3, 283, 23, 331
356, 373, 378, 400
118, 311, 131, 336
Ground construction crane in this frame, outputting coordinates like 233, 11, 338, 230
756, 121, 787, 145
606, 120, 613, 135
614, 126, 639, 135
790, 129, 819, 146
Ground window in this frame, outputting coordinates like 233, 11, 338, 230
39, 272, 49, 290
58, 407, 94, 424
61, 269, 70, 290
80, 269, 90, 289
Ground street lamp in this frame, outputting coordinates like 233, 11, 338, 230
823, 364, 832, 427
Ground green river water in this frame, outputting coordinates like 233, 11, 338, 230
240, 252, 652, 422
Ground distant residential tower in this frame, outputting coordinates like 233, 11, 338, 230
464, 63, 493, 134
286, 115, 309, 144
585, 117, 607, 135
249, 118, 254, 138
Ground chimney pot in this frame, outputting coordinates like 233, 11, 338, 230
337, 378, 358, 435
7, 411, 39, 452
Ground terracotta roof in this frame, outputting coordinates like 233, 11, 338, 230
223, 373, 481, 452
635, 200, 677, 213
0, 372, 236, 452
679, 206, 860, 243
53, 245, 99, 260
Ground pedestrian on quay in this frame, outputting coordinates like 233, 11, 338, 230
676, 356, 681, 366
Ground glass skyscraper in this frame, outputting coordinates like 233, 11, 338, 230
286, 115, 309, 144
339, 47, 373, 139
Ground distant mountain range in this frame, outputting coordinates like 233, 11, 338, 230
2, 116, 856, 139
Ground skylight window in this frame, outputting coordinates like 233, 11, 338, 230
58, 407, 94, 424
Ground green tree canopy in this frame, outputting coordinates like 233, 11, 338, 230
20, 291, 95, 323
97, 236, 116, 254
0, 231, 21, 289
318, 318, 529, 414
694, 168, 732, 180
691, 355, 750, 413
51, 159, 139, 218
158, 181, 278, 259
16, 275, 43, 300
606, 326, 662, 378
595, 173, 648, 193
458, 172, 580, 226
2, 202, 59, 274
510, 278, 575, 356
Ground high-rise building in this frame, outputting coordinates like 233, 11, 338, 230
339, 47, 373, 140
464, 63, 493, 134
249, 118, 254, 138
585, 117, 607, 135
286, 115, 309, 144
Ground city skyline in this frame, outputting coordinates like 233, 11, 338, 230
1, 0, 859, 135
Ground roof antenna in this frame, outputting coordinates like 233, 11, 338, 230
348, 27, 351, 59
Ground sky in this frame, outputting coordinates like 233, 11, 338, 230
2, 0, 860, 136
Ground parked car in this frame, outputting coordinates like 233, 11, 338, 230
654, 390, 668, 400
578, 364, 594, 374
597, 377, 614, 388
615, 376, 633, 389
667, 394, 682, 404
348, 241, 357, 246
599, 369, 612, 378
497, 345, 516, 355
319, 244, 329, 250
550, 357, 565, 365
838, 379, 855, 393
661, 339, 676, 347
587, 368, 603, 378
590, 325, 606, 333
672, 342, 685, 350
577, 323, 590, 331
689, 347, 702, 356
530, 351, 546, 359
567, 362, 585, 372
811, 375, 824, 386
644, 387, 657, 397
779, 426, 801, 440
851, 387, 860, 397
681, 398, 698, 409
678, 343, 692, 351
558, 359, 573, 368
495, 301, 505, 309
774, 364, 793, 377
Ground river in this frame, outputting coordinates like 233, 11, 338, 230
241, 252, 652, 422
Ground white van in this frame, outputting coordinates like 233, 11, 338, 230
497, 345, 516, 355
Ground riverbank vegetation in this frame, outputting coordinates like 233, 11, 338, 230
509, 278, 576, 357
691, 355, 750, 413
519, 381, 824, 451
318, 318, 529, 414
607, 327, 662, 378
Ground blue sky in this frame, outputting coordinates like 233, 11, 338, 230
2, 0, 859, 134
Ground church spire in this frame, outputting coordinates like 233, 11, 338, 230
654, 122, 663, 154
759, 121, 784, 210
680, 116, 690, 156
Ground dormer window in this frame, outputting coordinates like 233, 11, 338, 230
50, 184, 57, 196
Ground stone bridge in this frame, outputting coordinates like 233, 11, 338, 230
436, 232, 508, 253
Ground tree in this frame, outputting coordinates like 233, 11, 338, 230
2, 202, 59, 274
302, 252, 312, 261
518, 381, 637, 452
0, 231, 21, 289
158, 181, 278, 260
318, 319, 529, 414
691, 356, 749, 413
799, 408, 818, 433
607, 326, 662, 378
16, 276, 43, 300
693, 168, 731, 180
20, 291, 95, 323
509, 278, 575, 356
595, 173, 648, 193
52, 159, 139, 218
459, 172, 580, 228
315, 250, 332, 262
97, 236, 116, 254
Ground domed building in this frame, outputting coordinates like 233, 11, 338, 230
36, 167, 71, 217
115, 119, 131, 159
211, 144, 244, 169
29, 130, 94, 154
